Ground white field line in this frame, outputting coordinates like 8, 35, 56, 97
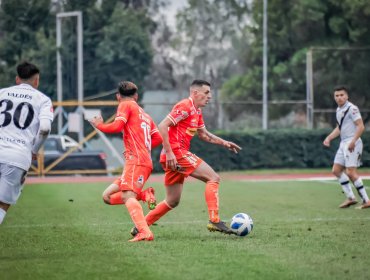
3, 216, 370, 229
246, 177, 369, 189
239, 175, 370, 182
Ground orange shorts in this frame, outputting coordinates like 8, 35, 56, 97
115, 165, 152, 194
161, 151, 203, 186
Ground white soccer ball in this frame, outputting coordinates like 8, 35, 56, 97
230, 213, 254, 236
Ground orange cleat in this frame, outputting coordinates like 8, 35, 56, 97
128, 232, 154, 242
339, 198, 358, 208
355, 200, 370, 209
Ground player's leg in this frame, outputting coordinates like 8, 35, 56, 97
104, 174, 157, 209
0, 163, 27, 224
346, 168, 370, 209
190, 161, 233, 234
146, 182, 183, 224
344, 140, 370, 209
102, 178, 123, 205
122, 190, 153, 242
0, 202, 10, 224
333, 144, 357, 208
131, 169, 184, 237
112, 165, 153, 242
120, 166, 154, 241
333, 164, 357, 208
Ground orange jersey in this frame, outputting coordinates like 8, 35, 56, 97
160, 97, 205, 161
116, 100, 158, 168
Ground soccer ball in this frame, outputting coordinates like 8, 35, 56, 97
230, 213, 254, 236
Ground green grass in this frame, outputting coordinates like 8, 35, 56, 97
1, 175, 370, 280
232, 167, 370, 175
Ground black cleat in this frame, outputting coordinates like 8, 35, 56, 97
130, 226, 139, 237
207, 220, 234, 234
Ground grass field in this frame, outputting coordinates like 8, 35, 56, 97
1, 174, 370, 280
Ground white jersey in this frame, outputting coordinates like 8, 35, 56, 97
336, 101, 361, 142
0, 83, 54, 171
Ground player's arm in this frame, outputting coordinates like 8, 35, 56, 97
89, 116, 125, 133
151, 129, 163, 149
158, 117, 178, 171
197, 127, 241, 154
323, 126, 340, 147
31, 118, 52, 160
348, 118, 364, 152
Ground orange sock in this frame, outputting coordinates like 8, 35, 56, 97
205, 181, 220, 223
109, 192, 124, 205
126, 198, 151, 233
145, 200, 172, 226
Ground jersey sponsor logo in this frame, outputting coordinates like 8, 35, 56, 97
0, 135, 26, 145
186, 127, 197, 136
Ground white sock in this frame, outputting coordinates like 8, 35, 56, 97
0, 208, 6, 224
338, 173, 355, 199
354, 178, 369, 203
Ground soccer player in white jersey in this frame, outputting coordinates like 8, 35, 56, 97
0, 61, 54, 224
323, 86, 370, 209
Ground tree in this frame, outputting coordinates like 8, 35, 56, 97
94, 5, 153, 94
171, 0, 250, 90
0, 0, 157, 99
155, 0, 251, 128
221, 0, 370, 127
0, 0, 53, 89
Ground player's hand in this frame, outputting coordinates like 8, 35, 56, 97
323, 138, 330, 147
32, 153, 38, 161
223, 141, 242, 154
348, 141, 355, 152
165, 150, 178, 171
89, 115, 104, 127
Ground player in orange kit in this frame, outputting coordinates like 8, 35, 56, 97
90, 81, 162, 242
131, 79, 242, 237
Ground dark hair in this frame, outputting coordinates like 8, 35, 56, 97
191, 79, 211, 87
117, 81, 138, 96
17, 61, 40, 80
333, 85, 349, 94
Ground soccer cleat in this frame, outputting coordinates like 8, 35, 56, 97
339, 198, 358, 208
355, 200, 370, 209
142, 187, 157, 210
130, 226, 139, 237
128, 232, 154, 242
207, 220, 234, 234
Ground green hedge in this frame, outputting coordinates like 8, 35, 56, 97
152, 129, 370, 172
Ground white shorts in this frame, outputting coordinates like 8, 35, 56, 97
0, 163, 27, 205
334, 139, 363, 168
